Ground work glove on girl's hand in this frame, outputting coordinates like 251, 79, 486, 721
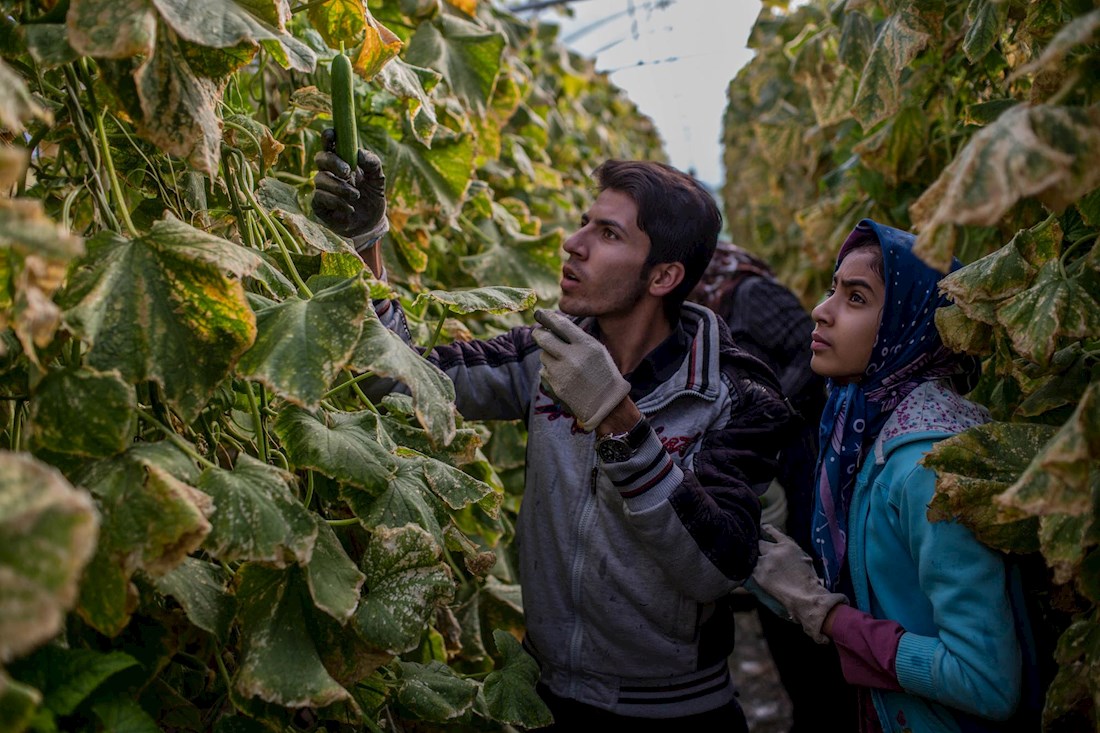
748, 523, 848, 644
531, 309, 630, 431
313, 128, 389, 251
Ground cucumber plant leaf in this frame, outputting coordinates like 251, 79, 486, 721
923, 421, 1051, 553
481, 629, 553, 728
411, 286, 535, 315
237, 276, 369, 409
362, 123, 475, 226
256, 177, 349, 254
397, 447, 497, 516
307, 0, 368, 50
350, 308, 457, 448
302, 519, 365, 623
996, 261, 1100, 367
8, 646, 139, 717
962, 0, 1009, 63
150, 0, 316, 72
850, 2, 936, 130
272, 405, 398, 494
0, 670, 40, 732
0, 59, 53, 130
198, 453, 318, 567
999, 383, 1100, 518
352, 523, 454, 655
28, 368, 137, 458
403, 13, 506, 117
233, 563, 352, 709
377, 57, 442, 146
393, 659, 479, 722
0, 452, 99, 662
60, 217, 261, 422
76, 447, 212, 635
154, 556, 235, 642
351, 8, 404, 80
342, 457, 447, 543
66, 0, 156, 59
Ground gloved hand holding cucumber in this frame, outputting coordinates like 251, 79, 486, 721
312, 49, 389, 253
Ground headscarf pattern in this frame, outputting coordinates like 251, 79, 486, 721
812, 220, 981, 590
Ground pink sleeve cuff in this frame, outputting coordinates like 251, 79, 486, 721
829, 604, 905, 691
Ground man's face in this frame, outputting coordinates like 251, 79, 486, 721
557, 189, 652, 318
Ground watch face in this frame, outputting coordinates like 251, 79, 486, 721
596, 436, 633, 463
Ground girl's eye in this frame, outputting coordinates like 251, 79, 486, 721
850, 292, 866, 304
823, 287, 836, 298
603, 228, 618, 240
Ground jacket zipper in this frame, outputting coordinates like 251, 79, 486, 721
567, 463, 600, 696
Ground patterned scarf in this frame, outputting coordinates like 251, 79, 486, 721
812, 220, 981, 590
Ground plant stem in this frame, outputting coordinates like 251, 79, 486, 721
424, 305, 450, 354
326, 517, 360, 526
243, 381, 269, 464
242, 183, 313, 296
61, 64, 120, 233
222, 118, 266, 179
136, 407, 218, 470
221, 148, 256, 249
95, 108, 139, 237
304, 470, 315, 509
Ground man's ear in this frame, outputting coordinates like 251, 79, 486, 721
648, 262, 685, 297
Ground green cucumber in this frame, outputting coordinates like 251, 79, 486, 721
330, 51, 358, 168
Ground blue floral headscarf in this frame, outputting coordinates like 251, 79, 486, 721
812, 219, 981, 590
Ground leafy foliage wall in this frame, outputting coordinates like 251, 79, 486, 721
723, 1, 1100, 729
0, 0, 665, 730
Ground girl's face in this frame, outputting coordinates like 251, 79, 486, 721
809, 248, 885, 384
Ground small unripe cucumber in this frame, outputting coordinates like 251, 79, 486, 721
330, 51, 358, 167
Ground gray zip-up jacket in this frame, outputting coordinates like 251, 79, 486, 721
377, 299, 792, 718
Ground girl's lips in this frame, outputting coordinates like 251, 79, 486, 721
810, 333, 830, 352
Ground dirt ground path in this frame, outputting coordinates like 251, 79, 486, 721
730, 603, 793, 733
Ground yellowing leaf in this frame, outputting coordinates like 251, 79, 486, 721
354, 11, 404, 80
0, 451, 99, 662
309, 0, 366, 49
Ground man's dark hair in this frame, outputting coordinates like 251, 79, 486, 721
593, 159, 722, 323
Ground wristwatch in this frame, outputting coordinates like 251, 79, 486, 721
595, 417, 649, 463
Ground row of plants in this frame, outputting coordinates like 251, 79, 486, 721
723, 0, 1100, 729
0, 0, 666, 731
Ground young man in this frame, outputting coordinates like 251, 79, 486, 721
313, 139, 793, 732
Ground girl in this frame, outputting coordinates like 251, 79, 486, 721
749, 220, 1024, 732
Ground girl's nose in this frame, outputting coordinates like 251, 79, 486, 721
811, 294, 832, 324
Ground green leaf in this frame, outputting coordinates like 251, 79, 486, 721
398, 448, 497, 516
962, 0, 1008, 63
403, 14, 505, 116
273, 405, 398, 493
91, 694, 160, 733
198, 453, 318, 567
67, 0, 156, 59
0, 670, 41, 733
458, 225, 563, 303
377, 58, 442, 146
237, 276, 369, 408
60, 217, 260, 422
852, 105, 927, 186
996, 261, 1100, 366
342, 458, 446, 542
362, 123, 474, 225
788, 26, 858, 128
151, 0, 316, 72
0, 452, 99, 662
352, 523, 454, 654
154, 557, 234, 641
255, 178, 349, 254
233, 564, 351, 708
27, 368, 136, 458
393, 660, 478, 721
481, 630, 552, 728
923, 422, 1051, 553
939, 237, 1037, 313
934, 303, 991, 355
851, 4, 935, 130
349, 308, 456, 449
999, 383, 1100, 517
76, 448, 212, 634
1038, 512, 1092, 586
11, 646, 139, 717
411, 286, 536, 315
303, 520, 365, 623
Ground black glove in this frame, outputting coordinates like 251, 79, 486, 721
313, 128, 389, 252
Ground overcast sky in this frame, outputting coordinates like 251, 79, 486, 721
515, 0, 764, 187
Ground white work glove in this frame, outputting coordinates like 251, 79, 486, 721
531, 309, 630, 431
747, 524, 848, 644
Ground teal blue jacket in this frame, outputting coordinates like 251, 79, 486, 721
846, 381, 1022, 732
